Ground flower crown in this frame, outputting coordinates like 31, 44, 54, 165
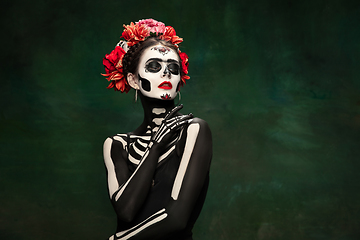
102, 19, 190, 93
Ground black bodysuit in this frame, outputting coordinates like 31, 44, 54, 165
104, 118, 212, 240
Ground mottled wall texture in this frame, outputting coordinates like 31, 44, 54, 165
1, 0, 360, 239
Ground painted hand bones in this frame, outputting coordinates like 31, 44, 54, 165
150, 104, 193, 147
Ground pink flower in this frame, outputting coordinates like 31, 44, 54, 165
136, 19, 166, 36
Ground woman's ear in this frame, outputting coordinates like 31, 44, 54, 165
127, 73, 140, 90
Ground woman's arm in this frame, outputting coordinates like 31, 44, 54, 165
119, 118, 212, 240
104, 136, 162, 222
103, 106, 194, 223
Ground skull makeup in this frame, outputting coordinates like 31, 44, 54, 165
135, 45, 181, 100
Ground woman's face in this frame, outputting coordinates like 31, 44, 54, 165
136, 44, 181, 100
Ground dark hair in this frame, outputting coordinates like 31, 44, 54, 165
122, 37, 180, 81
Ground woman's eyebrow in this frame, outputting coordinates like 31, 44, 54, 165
145, 58, 179, 64
167, 59, 179, 63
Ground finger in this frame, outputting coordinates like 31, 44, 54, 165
170, 118, 191, 131
164, 104, 183, 121
166, 112, 193, 125
168, 114, 194, 130
175, 113, 194, 123
179, 113, 194, 122
156, 128, 171, 143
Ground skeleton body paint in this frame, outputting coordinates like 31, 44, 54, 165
138, 74, 151, 92
103, 102, 212, 240
103, 21, 211, 239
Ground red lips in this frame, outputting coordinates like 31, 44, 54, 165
158, 81, 172, 90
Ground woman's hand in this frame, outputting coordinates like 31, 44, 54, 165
151, 104, 193, 148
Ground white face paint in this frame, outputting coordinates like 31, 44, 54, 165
136, 45, 181, 100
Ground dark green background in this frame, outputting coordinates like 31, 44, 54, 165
1, 0, 360, 239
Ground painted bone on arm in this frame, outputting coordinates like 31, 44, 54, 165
103, 135, 162, 222
114, 118, 212, 240
103, 113, 193, 223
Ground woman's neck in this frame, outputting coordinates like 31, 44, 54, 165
138, 93, 176, 134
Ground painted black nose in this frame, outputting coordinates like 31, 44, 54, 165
163, 67, 170, 77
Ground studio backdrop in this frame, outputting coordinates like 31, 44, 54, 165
1, 0, 360, 239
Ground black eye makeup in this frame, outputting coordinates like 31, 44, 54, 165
144, 58, 180, 75
145, 60, 162, 73
167, 63, 180, 75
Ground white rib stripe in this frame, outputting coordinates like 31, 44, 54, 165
133, 143, 145, 156
113, 136, 127, 150
168, 128, 183, 146
130, 135, 151, 140
137, 139, 148, 148
158, 145, 176, 163
128, 154, 140, 165
115, 149, 150, 201
171, 123, 200, 200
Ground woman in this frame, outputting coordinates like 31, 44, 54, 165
102, 19, 212, 240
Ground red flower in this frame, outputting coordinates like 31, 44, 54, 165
102, 46, 125, 73
179, 52, 190, 86
101, 46, 131, 93
160, 26, 183, 46
122, 22, 149, 47
102, 19, 190, 93
121, 23, 135, 41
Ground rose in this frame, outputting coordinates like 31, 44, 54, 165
179, 52, 189, 75
179, 52, 190, 86
102, 46, 131, 93
103, 46, 126, 73
136, 19, 166, 35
